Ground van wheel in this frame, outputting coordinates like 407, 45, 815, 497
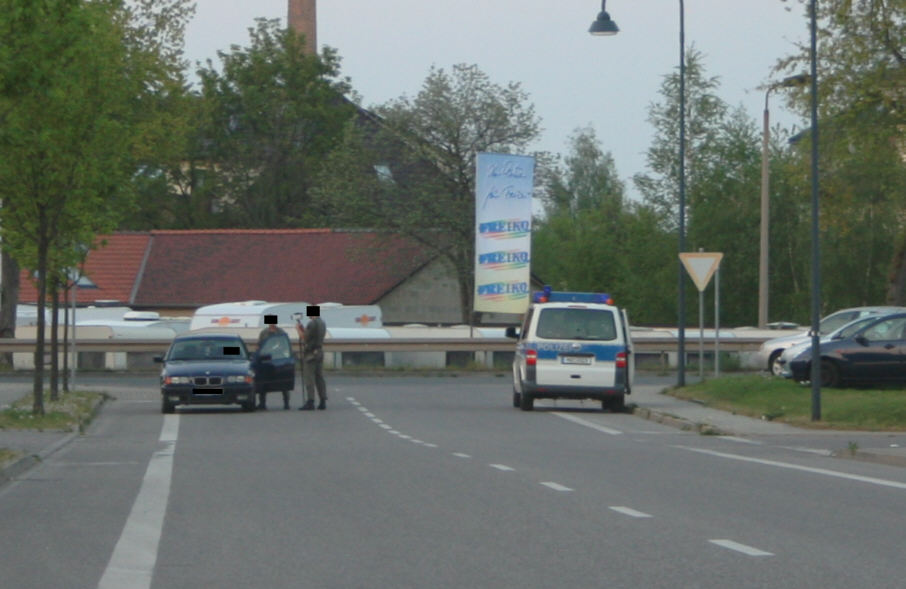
520, 393, 534, 411
604, 395, 625, 412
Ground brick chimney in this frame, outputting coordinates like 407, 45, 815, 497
288, 0, 317, 54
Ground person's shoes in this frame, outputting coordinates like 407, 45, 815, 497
317, 400, 326, 410
298, 401, 315, 411
284, 401, 290, 410
257, 403, 267, 410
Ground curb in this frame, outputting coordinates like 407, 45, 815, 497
0, 394, 109, 487
831, 449, 906, 469
631, 406, 729, 436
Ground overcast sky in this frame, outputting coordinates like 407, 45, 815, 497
183, 1, 811, 196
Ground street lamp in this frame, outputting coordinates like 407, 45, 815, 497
588, 1, 619, 35
590, 1, 687, 386
808, 0, 821, 421
759, 74, 809, 328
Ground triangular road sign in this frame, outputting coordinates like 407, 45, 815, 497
680, 252, 723, 292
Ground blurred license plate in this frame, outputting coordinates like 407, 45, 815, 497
561, 356, 592, 365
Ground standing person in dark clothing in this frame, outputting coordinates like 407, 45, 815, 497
297, 305, 327, 410
257, 315, 291, 410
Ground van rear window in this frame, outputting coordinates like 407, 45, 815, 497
536, 308, 617, 341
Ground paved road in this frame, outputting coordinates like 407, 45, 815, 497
2, 374, 906, 588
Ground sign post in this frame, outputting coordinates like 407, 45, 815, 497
679, 252, 723, 378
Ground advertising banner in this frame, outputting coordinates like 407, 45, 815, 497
473, 152, 534, 314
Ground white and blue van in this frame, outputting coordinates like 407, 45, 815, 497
505, 287, 634, 411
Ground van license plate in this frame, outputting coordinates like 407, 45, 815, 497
561, 356, 592, 365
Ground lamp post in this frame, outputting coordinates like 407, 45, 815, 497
808, 0, 821, 421
759, 74, 810, 328
590, 1, 687, 386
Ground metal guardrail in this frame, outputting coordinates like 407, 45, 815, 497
0, 336, 769, 354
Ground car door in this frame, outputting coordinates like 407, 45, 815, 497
256, 332, 296, 392
843, 316, 906, 382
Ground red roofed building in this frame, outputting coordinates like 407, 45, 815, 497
18, 229, 480, 324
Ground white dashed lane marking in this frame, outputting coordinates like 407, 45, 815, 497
709, 539, 774, 557
540, 482, 573, 492
609, 506, 652, 518
489, 464, 516, 472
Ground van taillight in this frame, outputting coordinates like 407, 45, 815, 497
526, 349, 537, 366
616, 351, 627, 368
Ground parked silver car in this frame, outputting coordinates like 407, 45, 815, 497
758, 306, 906, 376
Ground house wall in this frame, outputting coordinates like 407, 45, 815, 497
377, 258, 463, 325
376, 257, 535, 326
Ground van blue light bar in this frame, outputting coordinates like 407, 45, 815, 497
532, 286, 613, 304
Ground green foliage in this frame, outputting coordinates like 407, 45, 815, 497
533, 128, 676, 324
196, 18, 355, 228
778, 0, 906, 308
0, 0, 193, 412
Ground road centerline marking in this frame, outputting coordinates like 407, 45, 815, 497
609, 506, 652, 518
540, 482, 573, 492
709, 539, 773, 557
490, 464, 515, 472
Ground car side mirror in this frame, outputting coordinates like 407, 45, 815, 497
505, 326, 520, 339
153, 356, 164, 363
855, 335, 870, 346
258, 353, 273, 362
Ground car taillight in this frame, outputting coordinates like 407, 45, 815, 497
616, 351, 627, 368
526, 349, 537, 366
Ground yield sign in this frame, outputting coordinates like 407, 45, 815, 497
680, 252, 723, 292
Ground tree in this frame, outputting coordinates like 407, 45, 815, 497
320, 63, 541, 322
0, 0, 193, 413
777, 0, 906, 307
533, 127, 675, 325
634, 48, 728, 231
196, 18, 355, 228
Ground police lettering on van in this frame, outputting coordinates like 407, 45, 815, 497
505, 287, 634, 411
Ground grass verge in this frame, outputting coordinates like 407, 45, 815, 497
669, 374, 906, 431
0, 391, 106, 433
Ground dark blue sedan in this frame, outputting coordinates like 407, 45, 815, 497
156, 333, 257, 413
786, 313, 906, 387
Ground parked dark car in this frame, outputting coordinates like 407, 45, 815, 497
785, 313, 906, 387
156, 333, 257, 413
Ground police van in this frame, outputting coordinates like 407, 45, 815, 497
505, 287, 634, 411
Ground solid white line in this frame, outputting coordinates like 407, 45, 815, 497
97, 414, 179, 589
540, 482, 573, 492
709, 539, 774, 557
723, 436, 763, 445
379, 424, 392, 430
678, 446, 906, 490
551, 412, 622, 435
609, 506, 652, 518
388, 430, 400, 435
490, 464, 515, 472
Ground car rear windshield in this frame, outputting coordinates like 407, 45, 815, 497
168, 339, 247, 360
536, 308, 617, 341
